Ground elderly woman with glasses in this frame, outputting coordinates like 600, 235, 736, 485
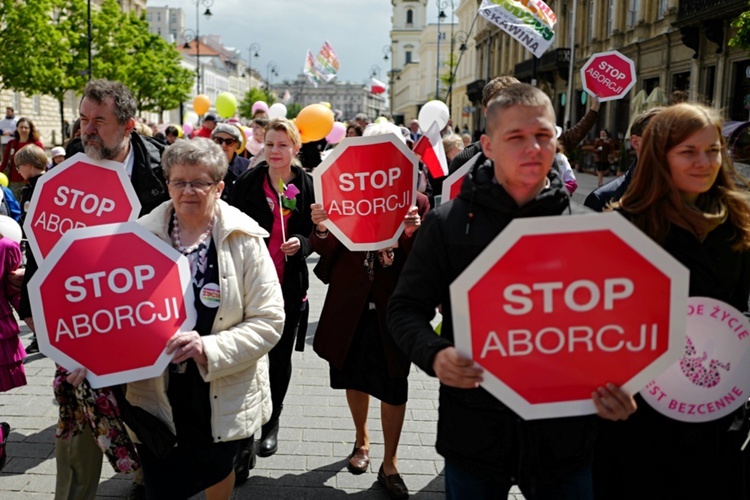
230, 118, 315, 475
128, 138, 284, 499
211, 123, 249, 202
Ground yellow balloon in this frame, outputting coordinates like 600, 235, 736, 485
193, 94, 210, 115
215, 92, 238, 119
320, 101, 332, 109
0, 173, 9, 188
296, 104, 334, 143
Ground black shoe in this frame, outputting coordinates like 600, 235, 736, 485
127, 482, 145, 500
25, 340, 38, 354
0, 422, 9, 471
378, 464, 409, 499
233, 436, 256, 485
258, 420, 278, 457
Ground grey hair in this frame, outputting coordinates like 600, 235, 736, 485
82, 79, 136, 124
362, 121, 406, 144
161, 138, 228, 182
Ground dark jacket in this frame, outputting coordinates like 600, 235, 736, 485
65, 132, 169, 217
231, 162, 314, 308
594, 215, 750, 500
388, 157, 597, 481
221, 153, 250, 203
311, 193, 430, 377
584, 159, 635, 212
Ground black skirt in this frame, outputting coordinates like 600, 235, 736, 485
329, 307, 408, 405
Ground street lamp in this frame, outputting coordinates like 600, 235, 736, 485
436, 1, 455, 101
383, 45, 394, 116
370, 65, 381, 78
182, 29, 199, 93
248, 43, 260, 81
266, 62, 279, 95
447, 30, 468, 112
189, 0, 213, 95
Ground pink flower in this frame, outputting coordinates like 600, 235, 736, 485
95, 394, 113, 415
114, 446, 130, 459
284, 183, 300, 199
117, 457, 134, 472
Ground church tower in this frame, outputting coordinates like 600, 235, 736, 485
390, 0, 427, 74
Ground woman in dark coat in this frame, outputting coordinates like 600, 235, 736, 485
594, 103, 750, 499
310, 122, 429, 500
231, 117, 314, 474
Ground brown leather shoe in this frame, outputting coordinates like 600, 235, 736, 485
378, 464, 409, 499
346, 445, 369, 474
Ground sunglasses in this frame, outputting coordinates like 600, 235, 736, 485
213, 137, 237, 147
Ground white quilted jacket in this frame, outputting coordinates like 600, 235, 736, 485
127, 199, 285, 443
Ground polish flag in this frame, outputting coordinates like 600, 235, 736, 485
369, 77, 386, 94
413, 122, 448, 179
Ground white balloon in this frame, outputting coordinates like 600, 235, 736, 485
0, 215, 22, 244
184, 111, 200, 126
268, 103, 287, 119
418, 100, 450, 133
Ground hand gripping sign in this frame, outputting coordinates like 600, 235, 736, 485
28, 222, 195, 388
24, 153, 141, 261
313, 134, 417, 251
580, 50, 637, 102
451, 212, 689, 420
642, 297, 750, 423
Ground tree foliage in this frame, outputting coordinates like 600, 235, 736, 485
730, 4, 750, 50
238, 87, 277, 119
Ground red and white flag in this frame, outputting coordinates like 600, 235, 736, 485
369, 77, 386, 95
413, 122, 448, 179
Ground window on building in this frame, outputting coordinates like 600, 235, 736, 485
628, 0, 638, 29
170, 14, 176, 24
405, 50, 412, 64
703, 66, 716, 106
588, 0, 595, 40
672, 71, 690, 93
406, 9, 413, 25
32, 95, 40, 114
157, 12, 161, 22
644, 77, 660, 95
607, 0, 614, 35
658, 0, 668, 18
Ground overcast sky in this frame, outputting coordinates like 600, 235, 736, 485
157, 0, 444, 85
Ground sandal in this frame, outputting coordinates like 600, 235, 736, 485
0, 422, 9, 471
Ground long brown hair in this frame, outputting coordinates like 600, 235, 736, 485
619, 103, 750, 250
14, 117, 39, 143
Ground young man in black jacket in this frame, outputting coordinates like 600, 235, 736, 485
388, 83, 635, 499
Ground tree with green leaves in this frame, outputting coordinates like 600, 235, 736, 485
238, 87, 277, 119
730, 4, 750, 50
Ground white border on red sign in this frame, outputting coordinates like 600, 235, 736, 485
450, 212, 689, 420
440, 152, 481, 203
23, 152, 142, 262
28, 221, 195, 389
580, 50, 637, 103
312, 134, 418, 251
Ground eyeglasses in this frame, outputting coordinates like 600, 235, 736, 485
167, 180, 217, 192
212, 137, 237, 147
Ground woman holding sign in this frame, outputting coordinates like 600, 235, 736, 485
310, 122, 429, 500
594, 103, 750, 499
129, 138, 284, 499
231, 118, 315, 472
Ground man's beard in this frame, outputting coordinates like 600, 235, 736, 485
82, 134, 126, 161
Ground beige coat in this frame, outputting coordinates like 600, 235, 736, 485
127, 199, 284, 443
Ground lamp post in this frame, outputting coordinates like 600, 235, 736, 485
447, 30, 468, 113
435, 4, 447, 99
189, 0, 213, 95
248, 43, 260, 82
383, 45, 394, 116
266, 62, 279, 96
370, 65, 381, 79
181, 29, 199, 93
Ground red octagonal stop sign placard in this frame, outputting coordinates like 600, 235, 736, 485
313, 134, 417, 251
451, 212, 688, 419
24, 152, 141, 261
580, 50, 637, 102
28, 222, 195, 388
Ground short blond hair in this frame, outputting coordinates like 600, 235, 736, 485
14, 144, 47, 171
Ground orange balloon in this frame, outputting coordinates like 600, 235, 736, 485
296, 104, 334, 143
193, 94, 210, 115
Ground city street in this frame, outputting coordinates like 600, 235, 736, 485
0, 168, 616, 499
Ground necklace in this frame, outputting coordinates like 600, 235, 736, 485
171, 211, 215, 286
171, 211, 215, 254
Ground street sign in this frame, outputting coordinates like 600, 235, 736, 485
23, 153, 141, 261
580, 50, 637, 102
29, 222, 195, 388
441, 152, 481, 203
313, 134, 417, 251
451, 212, 689, 420
642, 297, 750, 423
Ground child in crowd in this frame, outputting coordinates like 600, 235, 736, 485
48, 147, 66, 169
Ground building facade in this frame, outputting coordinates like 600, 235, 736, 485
278, 76, 387, 121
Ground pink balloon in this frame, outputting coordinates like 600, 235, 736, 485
182, 122, 194, 136
325, 122, 347, 144
252, 101, 269, 114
